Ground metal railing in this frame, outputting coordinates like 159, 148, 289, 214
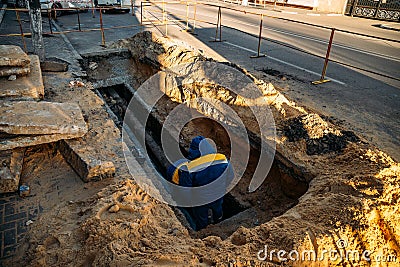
1, 1, 399, 85
346, 0, 400, 21
141, 1, 400, 84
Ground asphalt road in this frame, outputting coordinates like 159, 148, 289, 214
140, 2, 400, 160
36, 4, 400, 160
153, 2, 400, 87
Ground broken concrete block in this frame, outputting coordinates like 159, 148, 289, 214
0, 101, 88, 135
40, 60, 68, 72
0, 148, 25, 193
0, 55, 44, 100
58, 139, 115, 182
0, 45, 30, 67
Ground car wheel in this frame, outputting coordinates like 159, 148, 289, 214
51, 3, 62, 18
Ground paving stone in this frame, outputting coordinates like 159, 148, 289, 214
0, 55, 43, 100
2, 245, 16, 258
4, 212, 26, 223
0, 45, 30, 68
3, 229, 15, 247
3, 204, 14, 217
0, 149, 25, 194
0, 221, 15, 233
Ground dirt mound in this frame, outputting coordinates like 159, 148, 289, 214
108, 31, 206, 70
283, 114, 360, 155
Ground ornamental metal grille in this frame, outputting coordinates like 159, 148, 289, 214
345, 0, 400, 21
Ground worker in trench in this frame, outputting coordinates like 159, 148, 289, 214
167, 136, 234, 231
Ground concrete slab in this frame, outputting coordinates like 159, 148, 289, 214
0, 148, 25, 193
39, 72, 124, 183
0, 45, 31, 67
58, 131, 116, 183
40, 60, 68, 72
0, 101, 88, 135
0, 65, 30, 77
0, 100, 88, 151
0, 132, 89, 151
0, 55, 44, 100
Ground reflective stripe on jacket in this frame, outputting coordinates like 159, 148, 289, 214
172, 153, 228, 185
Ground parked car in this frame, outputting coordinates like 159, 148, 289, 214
7, 0, 26, 8
40, 0, 90, 17
94, 0, 130, 13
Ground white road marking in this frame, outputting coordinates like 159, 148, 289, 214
217, 39, 346, 85
282, 11, 298, 14
307, 13, 321, 16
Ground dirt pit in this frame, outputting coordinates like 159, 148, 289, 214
94, 79, 308, 240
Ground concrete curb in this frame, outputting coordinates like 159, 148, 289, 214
50, 20, 83, 61
49, 19, 88, 77
80, 48, 130, 59
0, 4, 7, 26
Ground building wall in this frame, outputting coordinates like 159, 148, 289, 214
287, 0, 318, 8
315, 0, 348, 13
286, 0, 349, 13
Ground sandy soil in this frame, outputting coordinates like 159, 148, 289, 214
5, 31, 399, 267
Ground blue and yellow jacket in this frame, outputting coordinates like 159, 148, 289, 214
166, 136, 234, 230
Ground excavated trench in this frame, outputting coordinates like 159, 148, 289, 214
81, 52, 309, 239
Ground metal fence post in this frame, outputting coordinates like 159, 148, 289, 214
192, 1, 197, 34
312, 28, 335, 85
76, 8, 81, 31
47, 8, 53, 34
185, 1, 189, 31
251, 14, 265, 58
140, 1, 143, 25
99, 8, 106, 46
91, 0, 95, 18
211, 6, 223, 42
131, 0, 134, 16
162, 0, 168, 37
15, 10, 27, 53
216, 7, 220, 41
